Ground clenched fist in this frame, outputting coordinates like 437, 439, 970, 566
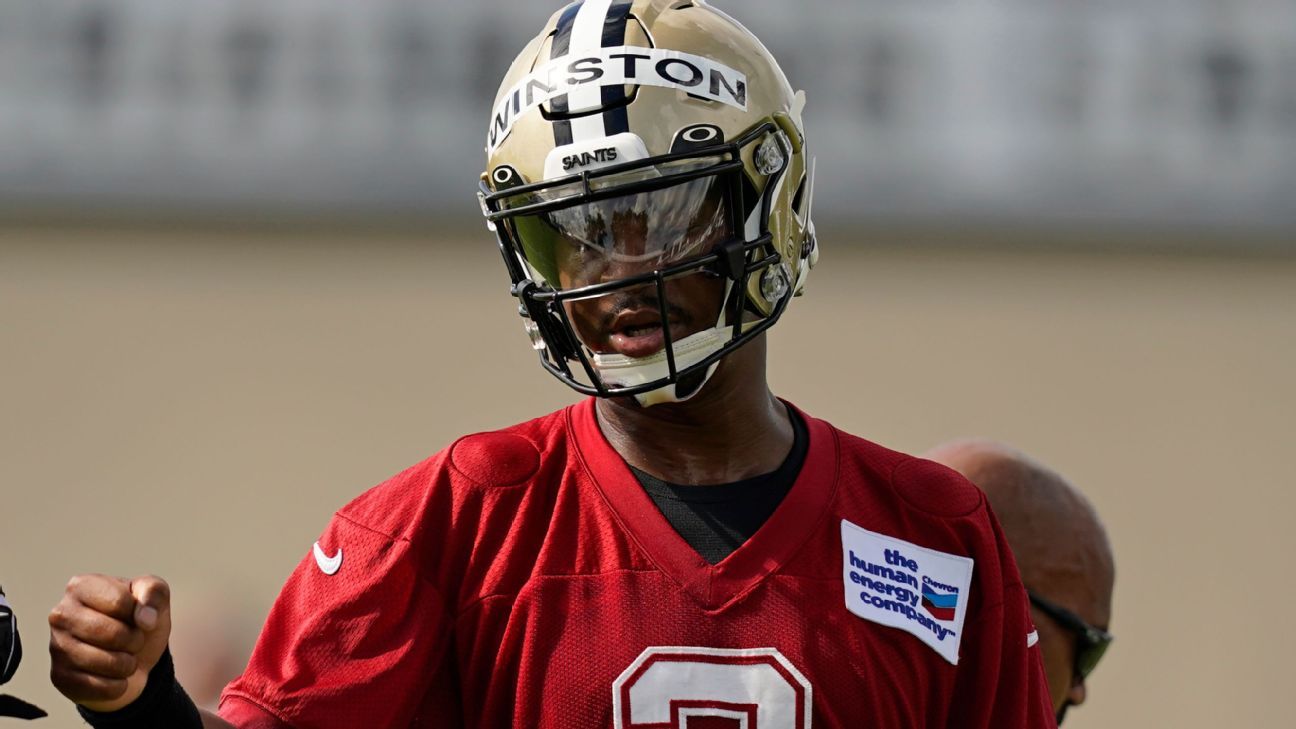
48, 574, 171, 713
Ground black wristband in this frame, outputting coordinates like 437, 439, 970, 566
77, 647, 202, 729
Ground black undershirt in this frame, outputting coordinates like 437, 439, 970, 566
629, 406, 809, 565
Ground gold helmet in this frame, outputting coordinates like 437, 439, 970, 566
478, 0, 817, 406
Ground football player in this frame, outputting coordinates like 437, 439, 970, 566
925, 439, 1115, 725
49, 2, 1056, 727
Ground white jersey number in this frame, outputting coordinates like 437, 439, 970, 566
612, 647, 813, 729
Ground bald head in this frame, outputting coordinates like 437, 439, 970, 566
924, 439, 1112, 590
923, 438, 1114, 720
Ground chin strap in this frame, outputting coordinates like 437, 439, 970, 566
591, 326, 726, 407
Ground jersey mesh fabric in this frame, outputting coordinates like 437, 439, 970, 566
219, 399, 1055, 728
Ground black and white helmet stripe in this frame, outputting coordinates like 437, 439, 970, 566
549, 0, 635, 148
597, 1, 634, 136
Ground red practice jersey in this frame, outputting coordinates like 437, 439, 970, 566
220, 399, 1055, 728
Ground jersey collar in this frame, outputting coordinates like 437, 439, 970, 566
567, 397, 839, 611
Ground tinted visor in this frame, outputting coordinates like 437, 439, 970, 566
511, 174, 732, 291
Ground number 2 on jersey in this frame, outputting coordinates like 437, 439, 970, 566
613, 647, 813, 728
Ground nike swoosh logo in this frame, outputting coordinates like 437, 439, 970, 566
1026, 630, 1040, 648
313, 542, 343, 575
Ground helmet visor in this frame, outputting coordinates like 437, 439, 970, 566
511, 174, 732, 291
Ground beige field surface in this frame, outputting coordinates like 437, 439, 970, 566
2, 224, 1293, 727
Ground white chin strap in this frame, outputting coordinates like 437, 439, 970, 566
591, 326, 727, 407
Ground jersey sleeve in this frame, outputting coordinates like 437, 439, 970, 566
884, 453, 1055, 726
947, 522, 1056, 728
218, 510, 456, 729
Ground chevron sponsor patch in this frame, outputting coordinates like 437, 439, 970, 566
840, 519, 974, 665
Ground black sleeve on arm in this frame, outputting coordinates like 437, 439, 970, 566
77, 648, 202, 729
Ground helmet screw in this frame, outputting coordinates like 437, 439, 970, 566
522, 320, 546, 351
755, 133, 787, 176
761, 264, 790, 303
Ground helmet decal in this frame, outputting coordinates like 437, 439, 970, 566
671, 124, 724, 152
491, 165, 523, 188
487, 44, 749, 154
547, 1, 635, 146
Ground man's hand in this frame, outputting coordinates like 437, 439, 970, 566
48, 574, 171, 713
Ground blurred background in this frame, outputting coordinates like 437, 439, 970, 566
1, 0, 1292, 726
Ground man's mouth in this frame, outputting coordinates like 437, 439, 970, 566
606, 309, 685, 358
621, 323, 663, 338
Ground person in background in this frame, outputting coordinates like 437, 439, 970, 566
924, 438, 1115, 725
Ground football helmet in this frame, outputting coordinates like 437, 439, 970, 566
478, 0, 817, 406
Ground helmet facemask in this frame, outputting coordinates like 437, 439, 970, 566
480, 122, 795, 406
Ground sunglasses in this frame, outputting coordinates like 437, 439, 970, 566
1027, 590, 1113, 680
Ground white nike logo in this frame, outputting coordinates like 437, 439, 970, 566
313, 542, 343, 575
1026, 630, 1040, 648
